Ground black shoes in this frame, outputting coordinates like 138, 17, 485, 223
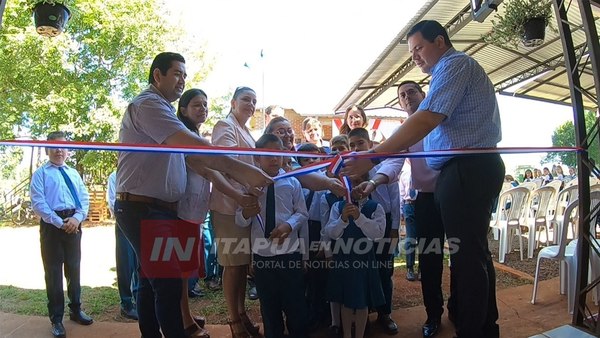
247, 286, 258, 300
377, 313, 399, 335
422, 318, 441, 338
194, 315, 206, 328
188, 289, 205, 298
69, 310, 94, 325
51, 322, 66, 338
120, 307, 138, 320
406, 268, 417, 281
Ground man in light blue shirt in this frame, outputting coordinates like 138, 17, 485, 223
342, 20, 504, 338
30, 131, 93, 338
106, 171, 139, 320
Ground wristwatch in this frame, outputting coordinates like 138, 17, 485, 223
368, 149, 381, 165
368, 179, 378, 187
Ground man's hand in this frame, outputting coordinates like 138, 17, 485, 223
339, 152, 375, 180
235, 194, 258, 208
242, 203, 261, 219
229, 165, 273, 196
352, 180, 376, 200
328, 178, 347, 197
62, 217, 80, 234
269, 223, 292, 245
341, 203, 360, 222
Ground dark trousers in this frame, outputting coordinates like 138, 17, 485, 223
115, 220, 139, 311
414, 192, 446, 321
40, 220, 82, 324
115, 200, 185, 338
375, 213, 394, 315
435, 154, 504, 338
306, 220, 329, 325
403, 203, 417, 269
253, 252, 308, 338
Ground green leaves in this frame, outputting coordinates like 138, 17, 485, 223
0, 0, 179, 182
543, 111, 600, 168
484, 0, 554, 48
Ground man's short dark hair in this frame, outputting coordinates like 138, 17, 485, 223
148, 52, 185, 84
407, 20, 452, 48
296, 142, 320, 153
47, 131, 67, 141
398, 80, 424, 93
256, 133, 283, 149
347, 127, 370, 142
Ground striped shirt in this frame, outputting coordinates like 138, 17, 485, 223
419, 48, 502, 170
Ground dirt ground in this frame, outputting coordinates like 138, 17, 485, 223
488, 231, 560, 281
96, 261, 531, 326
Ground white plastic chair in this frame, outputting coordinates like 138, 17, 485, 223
525, 186, 559, 258
520, 182, 538, 191
531, 197, 579, 311
549, 184, 578, 244
489, 186, 530, 263
564, 191, 600, 312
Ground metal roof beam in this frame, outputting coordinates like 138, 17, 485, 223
332, 0, 439, 112
355, 4, 473, 109
494, 43, 587, 92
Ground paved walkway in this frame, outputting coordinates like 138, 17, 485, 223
0, 277, 574, 338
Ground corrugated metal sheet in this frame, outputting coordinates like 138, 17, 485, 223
335, 0, 600, 111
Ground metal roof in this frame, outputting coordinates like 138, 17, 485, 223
334, 0, 600, 112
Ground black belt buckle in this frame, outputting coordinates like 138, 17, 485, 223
55, 209, 76, 218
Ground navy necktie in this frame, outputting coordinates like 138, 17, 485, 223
265, 184, 275, 237
58, 166, 82, 209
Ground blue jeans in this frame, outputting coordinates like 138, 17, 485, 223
202, 213, 221, 282
115, 221, 139, 310
115, 200, 185, 338
403, 203, 417, 270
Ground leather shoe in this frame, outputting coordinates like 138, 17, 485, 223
406, 269, 417, 282
120, 307, 138, 320
188, 289, 204, 298
422, 318, 440, 338
51, 322, 66, 338
193, 315, 206, 328
377, 313, 398, 335
69, 310, 93, 325
247, 286, 258, 300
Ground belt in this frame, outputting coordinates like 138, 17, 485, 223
116, 192, 178, 212
55, 209, 76, 218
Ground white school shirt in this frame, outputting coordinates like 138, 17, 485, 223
323, 199, 386, 241
368, 164, 401, 230
236, 170, 309, 260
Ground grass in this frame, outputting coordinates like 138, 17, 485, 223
0, 254, 530, 325
0, 285, 120, 318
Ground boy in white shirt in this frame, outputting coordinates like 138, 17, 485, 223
237, 134, 309, 338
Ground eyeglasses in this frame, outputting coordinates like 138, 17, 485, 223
273, 128, 294, 136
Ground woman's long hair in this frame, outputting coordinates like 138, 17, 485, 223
339, 104, 368, 135
177, 88, 207, 134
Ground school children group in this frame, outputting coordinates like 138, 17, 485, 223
240, 127, 402, 338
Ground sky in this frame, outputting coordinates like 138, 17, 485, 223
167, 0, 574, 173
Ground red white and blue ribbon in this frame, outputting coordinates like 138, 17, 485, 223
328, 154, 345, 176
274, 160, 331, 180
341, 176, 353, 203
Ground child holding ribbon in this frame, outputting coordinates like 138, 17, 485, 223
323, 173, 386, 338
236, 133, 310, 338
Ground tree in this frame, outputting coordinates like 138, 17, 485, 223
0, 0, 197, 183
543, 110, 600, 168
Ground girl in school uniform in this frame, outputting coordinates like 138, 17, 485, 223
323, 178, 386, 338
